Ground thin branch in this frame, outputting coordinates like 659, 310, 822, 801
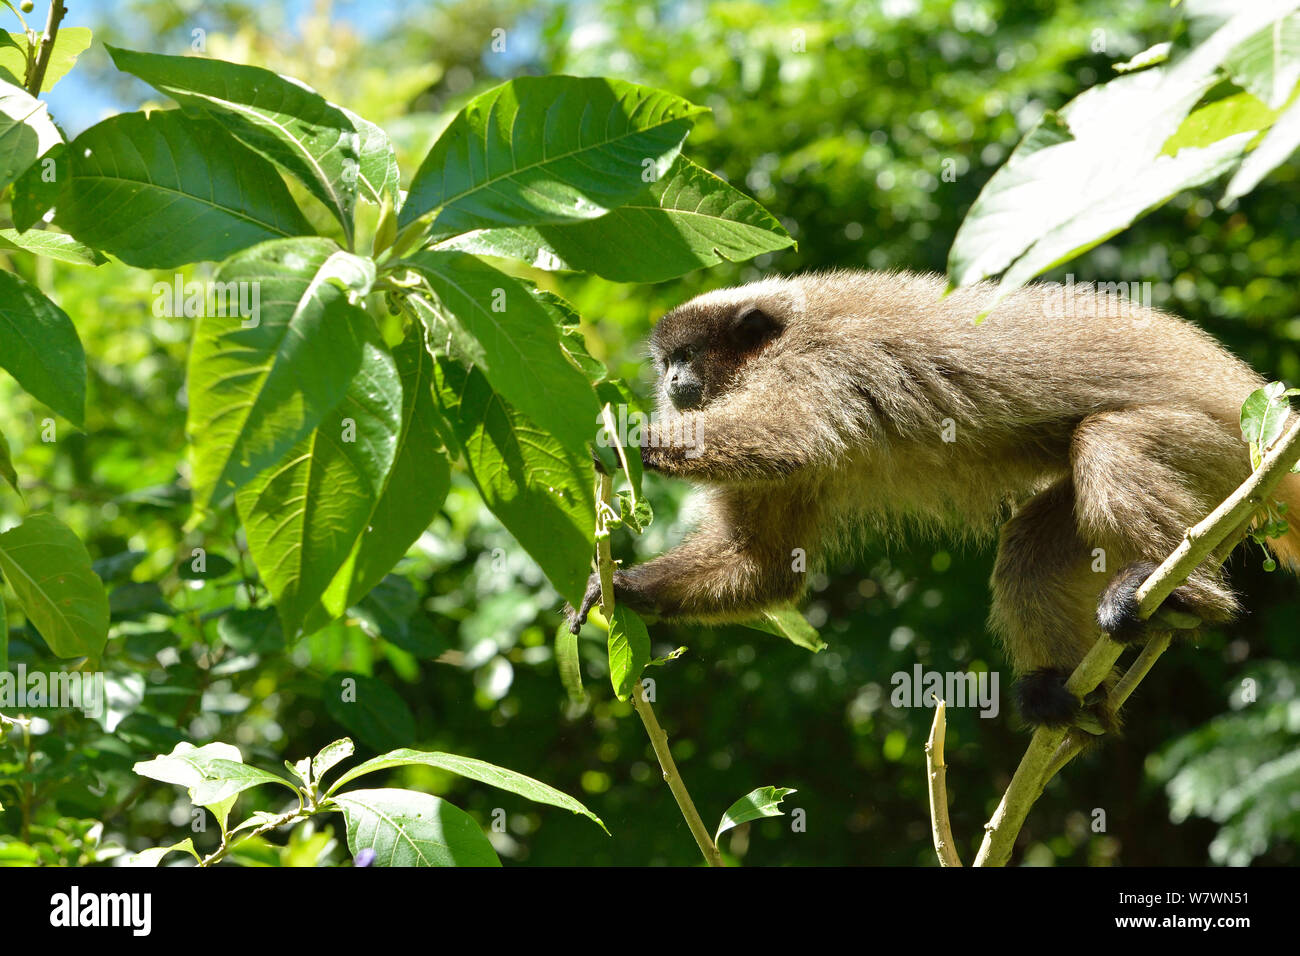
24, 1, 67, 97
975, 415, 1300, 867
593, 466, 723, 867
925, 698, 962, 866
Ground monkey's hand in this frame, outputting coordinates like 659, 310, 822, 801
564, 573, 605, 635
1096, 561, 1211, 643
564, 569, 661, 633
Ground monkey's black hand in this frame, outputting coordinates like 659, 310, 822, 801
563, 572, 604, 634
1097, 561, 1203, 644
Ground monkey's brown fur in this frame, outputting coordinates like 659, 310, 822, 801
569, 270, 1300, 727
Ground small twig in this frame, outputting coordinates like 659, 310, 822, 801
24, 1, 67, 97
593, 467, 722, 867
925, 698, 962, 866
975, 415, 1300, 866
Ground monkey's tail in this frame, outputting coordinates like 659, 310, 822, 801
1263, 470, 1300, 573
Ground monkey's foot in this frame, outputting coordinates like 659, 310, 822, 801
1097, 561, 1203, 644
1014, 668, 1116, 734
1014, 668, 1081, 728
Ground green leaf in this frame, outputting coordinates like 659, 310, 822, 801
431, 358, 594, 606
1241, 382, 1295, 457
327, 748, 606, 832
947, 3, 1299, 303
399, 75, 706, 233
0, 513, 108, 659
555, 622, 585, 704
745, 604, 827, 653
312, 738, 355, 782
122, 839, 200, 867
608, 604, 650, 702
300, 335, 451, 632
1224, 93, 1300, 201
1225, 14, 1300, 108
186, 757, 298, 807
217, 607, 285, 654
0, 78, 62, 192
235, 337, 402, 637
332, 788, 501, 867
1160, 92, 1278, 155
0, 270, 85, 424
342, 106, 400, 206
439, 156, 795, 282
0, 227, 105, 265
0, 427, 15, 497
59, 110, 314, 268
406, 250, 602, 464
107, 46, 361, 243
10, 141, 63, 232
715, 786, 797, 842
0, 586, 7, 674
322, 672, 417, 752
186, 238, 377, 515
0, 27, 91, 93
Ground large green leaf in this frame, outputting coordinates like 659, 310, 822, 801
0, 513, 108, 659
440, 156, 794, 282
332, 788, 500, 867
300, 336, 450, 633
186, 238, 376, 515
326, 748, 606, 832
0, 270, 86, 425
399, 75, 706, 233
59, 110, 313, 268
407, 250, 602, 463
0, 27, 92, 92
107, 47, 361, 242
947, 2, 1300, 303
0, 78, 62, 192
235, 338, 402, 637
431, 358, 594, 606
10, 141, 63, 232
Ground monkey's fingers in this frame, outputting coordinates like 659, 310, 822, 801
566, 574, 604, 634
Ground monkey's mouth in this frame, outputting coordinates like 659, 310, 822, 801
669, 384, 704, 410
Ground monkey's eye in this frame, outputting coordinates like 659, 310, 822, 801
669, 345, 696, 365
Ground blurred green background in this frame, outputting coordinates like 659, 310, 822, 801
2, 0, 1298, 866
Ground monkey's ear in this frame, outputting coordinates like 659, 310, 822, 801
734, 306, 779, 344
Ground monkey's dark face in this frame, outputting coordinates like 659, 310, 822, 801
650, 300, 783, 411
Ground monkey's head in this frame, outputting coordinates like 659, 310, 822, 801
649, 284, 791, 411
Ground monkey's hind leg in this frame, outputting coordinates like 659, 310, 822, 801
1071, 407, 1243, 648
989, 479, 1112, 729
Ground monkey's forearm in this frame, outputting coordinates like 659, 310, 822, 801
643, 406, 834, 482
609, 538, 806, 622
